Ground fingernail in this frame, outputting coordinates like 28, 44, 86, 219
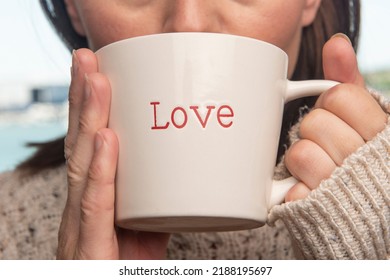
95, 131, 104, 151
72, 50, 79, 77
84, 74, 91, 100
331, 33, 352, 45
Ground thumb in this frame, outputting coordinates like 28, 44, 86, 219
77, 128, 119, 259
323, 33, 365, 87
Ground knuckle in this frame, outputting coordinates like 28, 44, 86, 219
78, 114, 90, 133
66, 157, 87, 186
320, 83, 354, 110
77, 106, 100, 135
285, 140, 315, 173
80, 194, 98, 220
89, 72, 110, 90
64, 137, 73, 159
78, 110, 99, 137
68, 88, 82, 108
299, 109, 326, 139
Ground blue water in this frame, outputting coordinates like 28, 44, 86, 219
0, 121, 66, 172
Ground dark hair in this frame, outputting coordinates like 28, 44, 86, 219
18, 0, 360, 174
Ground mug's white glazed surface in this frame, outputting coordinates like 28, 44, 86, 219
96, 33, 332, 232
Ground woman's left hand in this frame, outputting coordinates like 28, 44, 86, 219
284, 34, 388, 201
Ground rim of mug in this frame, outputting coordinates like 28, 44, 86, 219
95, 32, 288, 59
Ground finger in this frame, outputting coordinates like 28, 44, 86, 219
64, 73, 112, 244
59, 51, 101, 259
285, 182, 311, 202
315, 84, 387, 141
285, 139, 336, 189
77, 129, 119, 259
65, 49, 98, 160
67, 73, 112, 196
323, 33, 365, 87
299, 108, 365, 165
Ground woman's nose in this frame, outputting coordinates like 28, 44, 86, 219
163, 0, 221, 33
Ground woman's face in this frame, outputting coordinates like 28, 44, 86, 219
65, 0, 321, 77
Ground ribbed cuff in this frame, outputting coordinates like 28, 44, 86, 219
268, 120, 390, 259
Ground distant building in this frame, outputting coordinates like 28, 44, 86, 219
32, 85, 68, 104
0, 85, 68, 112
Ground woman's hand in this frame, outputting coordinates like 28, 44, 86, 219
284, 34, 388, 202
57, 49, 170, 259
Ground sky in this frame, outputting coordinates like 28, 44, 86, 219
359, 0, 390, 72
0, 0, 389, 89
0, 0, 70, 87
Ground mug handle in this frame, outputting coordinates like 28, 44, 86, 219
268, 80, 339, 209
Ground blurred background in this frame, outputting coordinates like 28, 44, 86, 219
1, 0, 390, 172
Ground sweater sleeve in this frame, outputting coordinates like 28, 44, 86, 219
268, 91, 390, 260
0, 166, 67, 259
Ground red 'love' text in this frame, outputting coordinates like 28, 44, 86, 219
150, 101, 234, 130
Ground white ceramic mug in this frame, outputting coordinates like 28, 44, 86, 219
96, 33, 338, 233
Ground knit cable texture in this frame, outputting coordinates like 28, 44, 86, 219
0, 167, 67, 259
269, 91, 390, 259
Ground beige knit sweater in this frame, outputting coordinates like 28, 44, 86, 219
1, 92, 389, 260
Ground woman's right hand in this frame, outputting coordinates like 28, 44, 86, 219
57, 49, 170, 259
